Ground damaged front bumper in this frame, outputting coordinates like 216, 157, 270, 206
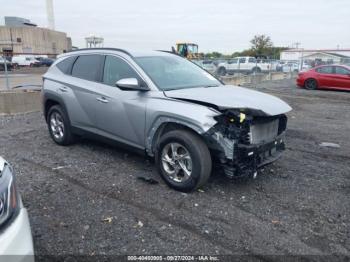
222, 133, 286, 178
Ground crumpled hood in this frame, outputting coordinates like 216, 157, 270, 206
164, 85, 292, 116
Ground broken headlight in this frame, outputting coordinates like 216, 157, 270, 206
214, 110, 252, 143
0, 157, 20, 228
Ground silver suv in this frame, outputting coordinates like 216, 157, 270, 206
42, 48, 291, 192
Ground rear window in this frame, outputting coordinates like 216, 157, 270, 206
56, 56, 77, 74
71, 55, 103, 81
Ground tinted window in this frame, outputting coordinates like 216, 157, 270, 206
335, 66, 350, 75
56, 56, 77, 74
248, 57, 256, 63
228, 59, 238, 64
239, 58, 246, 63
72, 55, 103, 81
316, 66, 333, 74
102, 56, 140, 86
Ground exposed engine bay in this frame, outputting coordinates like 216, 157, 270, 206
204, 109, 287, 178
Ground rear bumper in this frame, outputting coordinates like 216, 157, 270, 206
222, 133, 286, 178
0, 207, 34, 261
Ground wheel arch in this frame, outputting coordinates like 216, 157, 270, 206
304, 77, 318, 89
43, 92, 69, 122
146, 118, 208, 157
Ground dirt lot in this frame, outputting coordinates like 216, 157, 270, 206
0, 79, 349, 261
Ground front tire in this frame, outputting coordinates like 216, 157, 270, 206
304, 78, 318, 90
156, 130, 212, 192
47, 105, 75, 145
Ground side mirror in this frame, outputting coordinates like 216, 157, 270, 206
116, 78, 148, 91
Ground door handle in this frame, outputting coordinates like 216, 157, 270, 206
59, 86, 68, 92
96, 97, 109, 103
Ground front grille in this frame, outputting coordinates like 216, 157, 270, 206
249, 118, 279, 144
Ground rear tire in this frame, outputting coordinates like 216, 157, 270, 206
304, 78, 318, 90
155, 130, 212, 192
252, 67, 261, 73
47, 105, 75, 145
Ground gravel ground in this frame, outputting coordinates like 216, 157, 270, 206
0, 79, 349, 261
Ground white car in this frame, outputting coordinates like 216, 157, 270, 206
217, 56, 271, 76
12, 56, 41, 67
0, 157, 34, 261
282, 62, 299, 73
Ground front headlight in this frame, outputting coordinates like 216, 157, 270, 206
0, 157, 20, 228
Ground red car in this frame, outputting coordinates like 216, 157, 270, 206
296, 65, 350, 90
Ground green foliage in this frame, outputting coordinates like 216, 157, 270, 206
204, 35, 288, 59
250, 34, 273, 55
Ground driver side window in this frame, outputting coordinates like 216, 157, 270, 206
103, 56, 139, 86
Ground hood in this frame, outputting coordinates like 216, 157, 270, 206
164, 85, 292, 116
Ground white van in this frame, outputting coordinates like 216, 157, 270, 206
12, 55, 41, 67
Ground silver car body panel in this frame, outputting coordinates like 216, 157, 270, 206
164, 85, 292, 116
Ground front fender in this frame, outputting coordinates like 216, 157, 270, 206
145, 97, 219, 155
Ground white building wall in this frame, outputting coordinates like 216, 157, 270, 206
281, 49, 350, 61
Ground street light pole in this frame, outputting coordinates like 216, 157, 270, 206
2, 55, 10, 90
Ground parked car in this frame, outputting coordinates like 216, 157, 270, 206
217, 56, 271, 76
297, 65, 350, 91
0, 57, 13, 71
282, 62, 299, 73
36, 57, 55, 67
12, 56, 41, 67
0, 157, 34, 260
194, 60, 217, 74
42, 48, 291, 192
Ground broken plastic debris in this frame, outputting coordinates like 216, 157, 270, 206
136, 221, 144, 228
137, 176, 159, 185
102, 217, 113, 223
52, 165, 69, 170
319, 142, 340, 148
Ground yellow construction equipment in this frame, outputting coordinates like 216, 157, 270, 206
175, 42, 201, 59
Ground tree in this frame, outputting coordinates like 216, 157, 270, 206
250, 34, 273, 56
205, 51, 223, 58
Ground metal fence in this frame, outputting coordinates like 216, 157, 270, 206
192, 57, 350, 77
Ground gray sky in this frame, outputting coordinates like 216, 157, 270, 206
1, 0, 350, 54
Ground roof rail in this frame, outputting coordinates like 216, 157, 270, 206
63, 48, 133, 57
156, 50, 182, 57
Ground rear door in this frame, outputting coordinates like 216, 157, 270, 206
238, 57, 247, 72
64, 54, 104, 130
315, 66, 334, 88
333, 66, 350, 89
93, 55, 147, 149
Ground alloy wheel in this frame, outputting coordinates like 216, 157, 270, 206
50, 112, 65, 140
161, 142, 193, 183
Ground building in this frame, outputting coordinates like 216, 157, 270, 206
280, 48, 350, 63
0, 16, 72, 57
301, 52, 350, 64
4, 16, 37, 27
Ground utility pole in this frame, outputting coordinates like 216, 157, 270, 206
294, 42, 301, 49
2, 55, 10, 90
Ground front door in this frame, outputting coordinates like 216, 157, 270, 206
315, 66, 334, 88
333, 66, 350, 89
94, 55, 147, 149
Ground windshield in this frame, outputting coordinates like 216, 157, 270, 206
135, 55, 221, 91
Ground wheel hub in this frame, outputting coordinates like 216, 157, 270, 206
161, 142, 192, 183
50, 112, 65, 140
